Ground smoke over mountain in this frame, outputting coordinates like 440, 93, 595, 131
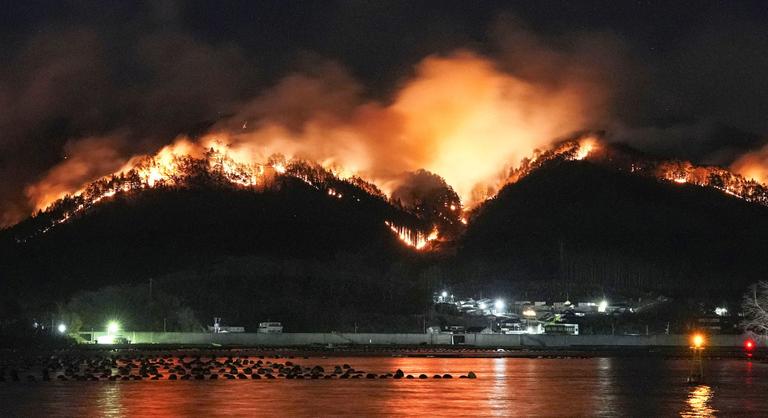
15, 40, 614, 223
732, 144, 768, 185
3, 3, 768, 227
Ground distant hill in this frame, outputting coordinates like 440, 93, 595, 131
451, 159, 768, 299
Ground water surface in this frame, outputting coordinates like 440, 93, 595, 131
0, 357, 764, 416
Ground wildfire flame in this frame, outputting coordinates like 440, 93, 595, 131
23, 51, 604, 223
731, 144, 768, 186
384, 221, 438, 250
16, 131, 768, 249
572, 137, 597, 161
21, 131, 449, 249
11, 38, 768, 239
13, 44, 768, 252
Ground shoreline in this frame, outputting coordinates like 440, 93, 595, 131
6, 344, 762, 360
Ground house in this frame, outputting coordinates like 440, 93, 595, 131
465, 326, 494, 334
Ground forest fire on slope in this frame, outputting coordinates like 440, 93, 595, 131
20, 51, 606, 228
653, 161, 768, 204
13, 124, 768, 250
523, 136, 768, 206
16, 132, 768, 249
11, 44, 768, 236
19, 134, 448, 250
19, 137, 396, 239
384, 221, 439, 250
459, 134, 768, 227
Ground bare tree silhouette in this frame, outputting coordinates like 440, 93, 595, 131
742, 281, 768, 339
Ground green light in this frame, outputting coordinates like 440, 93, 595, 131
107, 321, 120, 335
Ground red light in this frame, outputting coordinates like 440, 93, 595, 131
745, 339, 755, 351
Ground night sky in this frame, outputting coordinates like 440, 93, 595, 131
2, 0, 768, 225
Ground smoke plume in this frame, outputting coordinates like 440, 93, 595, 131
17, 8, 768, 226
732, 144, 768, 185
21, 45, 611, 220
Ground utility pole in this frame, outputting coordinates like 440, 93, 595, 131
149, 278, 155, 331
559, 238, 564, 288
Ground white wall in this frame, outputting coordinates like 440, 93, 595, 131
82, 331, 748, 347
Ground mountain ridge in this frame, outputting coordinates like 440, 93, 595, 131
3, 140, 768, 331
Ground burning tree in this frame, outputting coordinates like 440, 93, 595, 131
390, 169, 463, 239
742, 281, 768, 338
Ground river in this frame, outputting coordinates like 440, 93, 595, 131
0, 356, 765, 416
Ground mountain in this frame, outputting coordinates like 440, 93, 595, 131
450, 159, 768, 299
3, 140, 768, 332
0, 167, 437, 332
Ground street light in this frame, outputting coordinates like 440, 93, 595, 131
441, 291, 448, 298
687, 333, 706, 383
57, 324, 67, 334
494, 299, 505, 313
107, 321, 120, 335
691, 333, 705, 349
598, 300, 608, 313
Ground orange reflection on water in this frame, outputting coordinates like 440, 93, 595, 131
681, 385, 717, 418
85, 357, 617, 417
22, 357, 762, 417
96, 383, 125, 418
